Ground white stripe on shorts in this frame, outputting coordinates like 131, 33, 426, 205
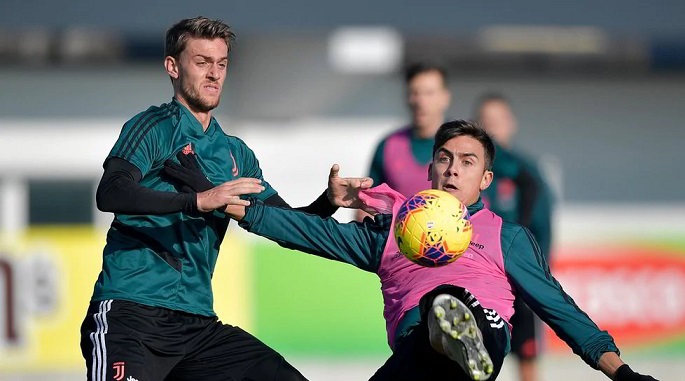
89, 300, 112, 381
484, 308, 505, 329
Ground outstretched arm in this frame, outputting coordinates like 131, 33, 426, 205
504, 225, 617, 366
503, 224, 659, 380
165, 153, 372, 218
227, 200, 388, 273
262, 191, 336, 216
260, 164, 374, 216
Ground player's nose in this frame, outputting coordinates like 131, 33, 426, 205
207, 66, 220, 80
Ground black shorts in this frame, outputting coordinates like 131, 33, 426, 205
509, 295, 540, 360
369, 285, 509, 381
80, 299, 307, 381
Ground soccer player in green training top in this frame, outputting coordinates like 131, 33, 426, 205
79, 16, 371, 381
167, 120, 659, 381
477, 93, 555, 381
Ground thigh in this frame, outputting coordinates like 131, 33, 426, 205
169, 321, 307, 381
80, 300, 182, 381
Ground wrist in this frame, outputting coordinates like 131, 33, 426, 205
182, 191, 198, 214
325, 188, 335, 205
237, 198, 259, 229
614, 364, 632, 381
225, 204, 246, 221
318, 189, 339, 213
195, 192, 204, 212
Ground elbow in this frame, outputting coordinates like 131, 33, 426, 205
96, 194, 110, 213
96, 186, 115, 212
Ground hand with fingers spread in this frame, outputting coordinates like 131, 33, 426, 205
326, 164, 374, 209
196, 178, 264, 212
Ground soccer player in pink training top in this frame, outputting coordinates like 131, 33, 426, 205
167, 120, 659, 381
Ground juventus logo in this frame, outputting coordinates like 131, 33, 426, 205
113, 362, 125, 381
230, 152, 239, 176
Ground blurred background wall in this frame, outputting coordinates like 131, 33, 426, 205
1, 1, 684, 380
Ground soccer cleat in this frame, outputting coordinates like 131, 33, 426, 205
428, 294, 494, 380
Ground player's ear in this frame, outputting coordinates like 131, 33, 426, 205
479, 170, 493, 191
165, 56, 179, 79
427, 163, 433, 181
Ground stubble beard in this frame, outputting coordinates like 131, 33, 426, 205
180, 78, 220, 113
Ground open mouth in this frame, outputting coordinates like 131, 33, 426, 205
443, 184, 458, 191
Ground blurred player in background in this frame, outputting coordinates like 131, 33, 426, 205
168, 120, 658, 381
476, 93, 555, 381
357, 62, 451, 220
80, 16, 370, 381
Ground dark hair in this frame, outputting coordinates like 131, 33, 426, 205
165, 16, 236, 59
432, 120, 496, 170
404, 62, 448, 87
474, 92, 510, 118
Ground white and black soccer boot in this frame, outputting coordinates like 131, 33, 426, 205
428, 294, 494, 380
